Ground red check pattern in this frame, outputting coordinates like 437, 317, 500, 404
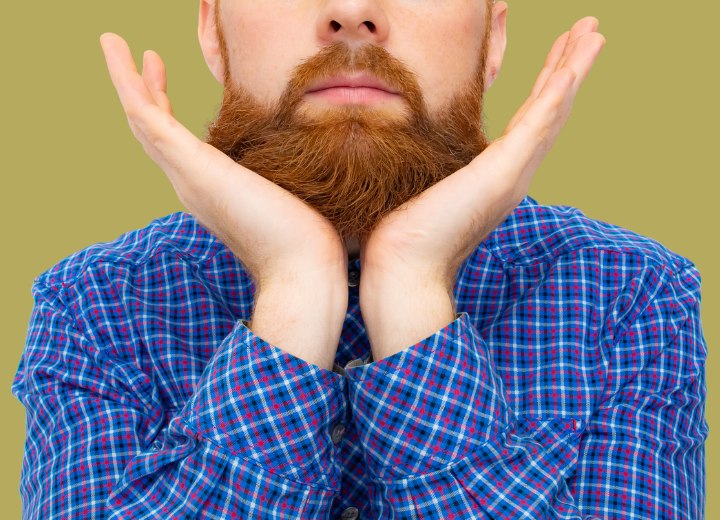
12, 195, 708, 519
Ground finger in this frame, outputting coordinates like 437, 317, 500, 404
142, 50, 166, 93
497, 69, 578, 201
556, 17, 600, 72
561, 33, 606, 95
509, 29, 604, 134
142, 50, 173, 115
515, 67, 576, 145
99, 32, 158, 113
508, 31, 603, 149
528, 31, 570, 99
530, 16, 598, 100
568, 16, 600, 43
456, 68, 576, 230
516, 31, 571, 130
99, 32, 139, 76
99, 33, 206, 186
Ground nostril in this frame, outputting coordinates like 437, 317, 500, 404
329, 19, 376, 34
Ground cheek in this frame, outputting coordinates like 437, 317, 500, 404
393, 10, 484, 112
220, 8, 310, 106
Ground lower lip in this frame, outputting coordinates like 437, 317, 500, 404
305, 86, 401, 105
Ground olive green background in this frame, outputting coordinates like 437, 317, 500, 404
2, 1, 716, 517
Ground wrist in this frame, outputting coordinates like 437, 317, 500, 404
251, 272, 348, 371
255, 249, 348, 291
360, 273, 455, 361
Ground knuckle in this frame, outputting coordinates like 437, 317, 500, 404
124, 105, 140, 122
548, 93, 564, 115
147, 130, 166, 151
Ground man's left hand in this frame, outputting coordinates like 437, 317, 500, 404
359, 17, 606, 360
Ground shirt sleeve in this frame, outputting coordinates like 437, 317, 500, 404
11, 280, 347, 519
344, 263, 708, 519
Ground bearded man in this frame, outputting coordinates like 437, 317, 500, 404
12, 1, 707, 519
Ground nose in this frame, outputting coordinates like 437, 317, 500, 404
316, 0, 390, 46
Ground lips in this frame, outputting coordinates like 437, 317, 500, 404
305, 73, 399, 95
303, 73, 403, 106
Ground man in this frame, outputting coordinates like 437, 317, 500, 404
11, 0, 708, 518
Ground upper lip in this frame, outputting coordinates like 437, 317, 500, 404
306, 73, 399, 95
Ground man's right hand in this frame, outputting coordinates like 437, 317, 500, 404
99, 33, 348, 370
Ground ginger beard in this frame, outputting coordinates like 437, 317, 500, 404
205, 11, 493, 242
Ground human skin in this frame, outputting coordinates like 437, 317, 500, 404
203, 0, 494, 120
99, 0, 605, 369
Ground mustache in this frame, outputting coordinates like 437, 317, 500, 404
271, 41, 429, 127
205, 38, 490, 238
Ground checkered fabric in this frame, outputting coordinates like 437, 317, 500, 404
12, 195, 708, 519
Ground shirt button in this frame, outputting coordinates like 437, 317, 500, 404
348, 268, 360, 287
150, 440, 162, 451
340, 506, 359, 519
331, 423, 347, 444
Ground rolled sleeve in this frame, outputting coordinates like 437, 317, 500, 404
345, 312, 582, 519
176, 318, 348, 490
344, 312, 512, 479
13, 282, 349, 519
343, 263, 708, 519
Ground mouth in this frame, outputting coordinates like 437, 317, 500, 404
304, 73, 402, 105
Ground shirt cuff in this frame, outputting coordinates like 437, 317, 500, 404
177, 318, 348, 490
345, 311, 512, 480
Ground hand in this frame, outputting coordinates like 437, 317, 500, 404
99, 33, 349, 369
359, 16, 606, 359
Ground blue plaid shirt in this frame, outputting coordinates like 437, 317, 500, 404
12, 195, 708, 519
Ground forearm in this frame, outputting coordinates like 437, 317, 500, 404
249, 270, 348, 371
360, 272, 455, 361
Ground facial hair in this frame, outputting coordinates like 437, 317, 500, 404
204, 23, 492, 240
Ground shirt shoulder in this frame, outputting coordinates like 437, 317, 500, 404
35, 212, 223, 291
486, 195, 697, 274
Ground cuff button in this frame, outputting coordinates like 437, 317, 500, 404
331, 422, 347, 444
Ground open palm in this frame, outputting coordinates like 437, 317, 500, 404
360, 16, 606, 290
99, 33, 348, 287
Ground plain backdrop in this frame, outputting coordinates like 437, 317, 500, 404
2, 2, 717, 517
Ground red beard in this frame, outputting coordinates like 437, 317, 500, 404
204, 40, 492, 240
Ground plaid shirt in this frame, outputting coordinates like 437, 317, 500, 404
12, 195, 708, 519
